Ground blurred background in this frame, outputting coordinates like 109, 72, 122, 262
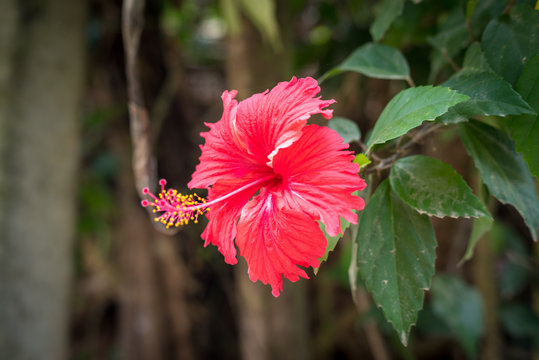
1, 0, 538, 359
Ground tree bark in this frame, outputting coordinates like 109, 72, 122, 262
116, 152, 166, 360
473, 231, 501, 360
0, 0, 86, 359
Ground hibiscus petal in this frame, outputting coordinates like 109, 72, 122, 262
235, 77, 335, 166
236, 190, 327, 297
188, 90, 265, 190
272, 124, 367, 237
189, 78, 335, 191
201, 176, 263, 264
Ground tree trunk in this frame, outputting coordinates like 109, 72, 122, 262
116, 151, 166, 360
0, 0, 86, 359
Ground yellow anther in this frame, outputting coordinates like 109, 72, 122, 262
143, 181, 210, 228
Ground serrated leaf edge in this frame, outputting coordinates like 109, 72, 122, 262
390, 158, 492, 219
360, 184, 437, 346
367, 86, 469, 149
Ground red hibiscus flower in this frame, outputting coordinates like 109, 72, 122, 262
142, 77, 366, 296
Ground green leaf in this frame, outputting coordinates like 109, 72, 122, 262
500, 303, 539, 344
459, 121, 539, 241
320, 43, 410, 82
469, 0, 504, 38
370, 0, 404, 42
509, 115, 539, 179
237, 0, 281, 51
466, 0, 478, 19
354, 153, 371, 169
461, 42, 493, 72
428, 50, 448, 84
431, 275, 483, 359
507, 51, 539, 178
515, 51, 539, 111
436, 108, 468, 124
328, 117, 361, 144
443, 70, 535, 117
458, 216, 493, 266
427, 7, 471, 81
489, 221, 527, 255
499, 260, 529, 298
316, 216, 351, 274
390, 155, 490, 218
355, 180, 437, 345
489, 223, 531, 298
481, 4, 539, 86
440, 43, 535, 119
428, 8, 469, 59
366, 86, 469, 149
220, 0, 241, 35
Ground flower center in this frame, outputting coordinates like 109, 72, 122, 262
141, 175, 276, 228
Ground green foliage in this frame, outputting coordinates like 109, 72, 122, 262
465, 0, 478, 19
498, 257, 529, 299
428, 7, 469, 61
328, 117, 361, 144
221, 0, 281, 50
442, 46, 535, 118
500, 303, 539, 347
370, 0, 404, 42
461, 42, 492, 71
427, 7, 470, 81
459, 216, 493, 265
344, 1, 539, 348
514, 52, 539, 110
507, 51, 539, 179
366, 86, 468, 149
489, 222, 531, 298
459, 121, 539, 241
481, 4, 539, 86
353, 153, 371, 169
320, 43, 410, 82
317, 216, 352, 274
389, 155, 490, 219
443, 70, 534, 117
220, 0, 241, 34
355, 181, 437, 345
431, 275, 483, 359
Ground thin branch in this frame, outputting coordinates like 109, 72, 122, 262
441, 48, 461, 73
466, 17, 476, 43
123, 0, 177, 234
395, 132, 406, 151
502, 0, 516, 14
364, 122, 442, 174
122, 0, 157, 194
405, 76, 415, 88
357, 140, 368, 152
357, 140, 384, 165
408, 122, 442, 144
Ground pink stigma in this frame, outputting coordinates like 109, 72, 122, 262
141, 179, 209, 228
